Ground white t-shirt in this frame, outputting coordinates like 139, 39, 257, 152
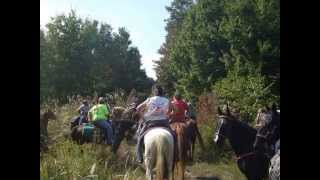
141, 96, 169, 121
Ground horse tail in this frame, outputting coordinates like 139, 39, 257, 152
174, 123, 187, 180
155, 146, 165, 180
155, 134, 170, 180
177, 126, 185, 161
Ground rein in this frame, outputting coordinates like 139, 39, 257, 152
216, 133, 227, 138
235, 151, 256, 161
256, 133, 268, 140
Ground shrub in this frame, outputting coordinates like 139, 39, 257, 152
213, 59, 279, 123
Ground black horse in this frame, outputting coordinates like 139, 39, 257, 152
213, 106, 269, 180
253, 104, 280, 158
70, 104, 139, 153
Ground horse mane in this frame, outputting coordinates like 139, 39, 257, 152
230, 117, 257, 135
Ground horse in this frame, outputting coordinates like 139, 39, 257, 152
170, 121, 189, 180
185, 118, 204, 161
70, 105, 139, 153
112, 106, 126, 120
213, 106, 269, 180
253, 104, 280, 158
70, 106, 125, 130
40, 109, 57, 152
144, 127, 175, 180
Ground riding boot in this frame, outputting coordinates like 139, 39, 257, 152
136, 136, 144, 163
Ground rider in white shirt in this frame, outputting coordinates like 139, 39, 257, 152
135, 85, 171, 163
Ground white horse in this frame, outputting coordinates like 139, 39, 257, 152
144, 128, 174, 180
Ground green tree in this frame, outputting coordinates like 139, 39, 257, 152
154, 0, 194, 96
40, 10, 154, 102
157, 0, 279, 101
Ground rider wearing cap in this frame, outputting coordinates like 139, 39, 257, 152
88, 97, 113, 145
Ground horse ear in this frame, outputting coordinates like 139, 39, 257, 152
226, 104, 231, 115
265, 105, 271, 111
272, 103, 277, 112
217, 107, 222, 115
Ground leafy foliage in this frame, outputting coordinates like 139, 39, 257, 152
40, 10, 154, 103
155, 0, 279, 112
213, 59, 279, 122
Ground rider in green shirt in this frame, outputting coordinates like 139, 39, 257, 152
89, 103, 109, 121
88, 97, 113, 145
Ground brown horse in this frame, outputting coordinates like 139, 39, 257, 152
40, 109, 57, 152
111, 106, 126, 120
185, 118, 204, 161
170, 122, 189, 180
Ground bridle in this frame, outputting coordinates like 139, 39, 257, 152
215, 115, 230, 139
256, 133, 269, 140
216, 115, 267, 161
235, 151, 256, 161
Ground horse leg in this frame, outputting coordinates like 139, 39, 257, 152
145, 151, 153, 180
145, 139, 156, 180
175, 161, 185, 180
191, 139, 195, 161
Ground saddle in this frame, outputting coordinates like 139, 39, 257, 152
80, 123, 105, 143
139, 120, 174, 136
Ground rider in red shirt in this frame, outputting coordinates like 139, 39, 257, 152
169, 91, 189, 123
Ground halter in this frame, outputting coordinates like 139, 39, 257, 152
215, 115, 231, 140
256, 126, 274, 142
217, 115, 229, 119
215, 132, 227, 138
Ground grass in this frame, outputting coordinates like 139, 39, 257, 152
41, 99, 246, 180
187, 162, 246, 180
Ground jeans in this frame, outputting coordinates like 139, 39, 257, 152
79, 115, 87, 125
93, 120, 113, 145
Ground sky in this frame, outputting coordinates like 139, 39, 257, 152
40, 0, 172, 80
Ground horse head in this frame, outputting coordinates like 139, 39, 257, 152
120, 102, 140, 121
111, 119, 137, 153
213, 106, 235, 147
42, 108, 57, 121
111, 107, 126, 120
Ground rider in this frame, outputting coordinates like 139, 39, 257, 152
255, 107, 271, 129
168, 91, 189, 123
88, 97, 113, 145
187, 101, 196, 121
77, 100, 89, 125
135, 85, 172, 163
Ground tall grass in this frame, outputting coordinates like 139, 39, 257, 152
40, 140, 145, 180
